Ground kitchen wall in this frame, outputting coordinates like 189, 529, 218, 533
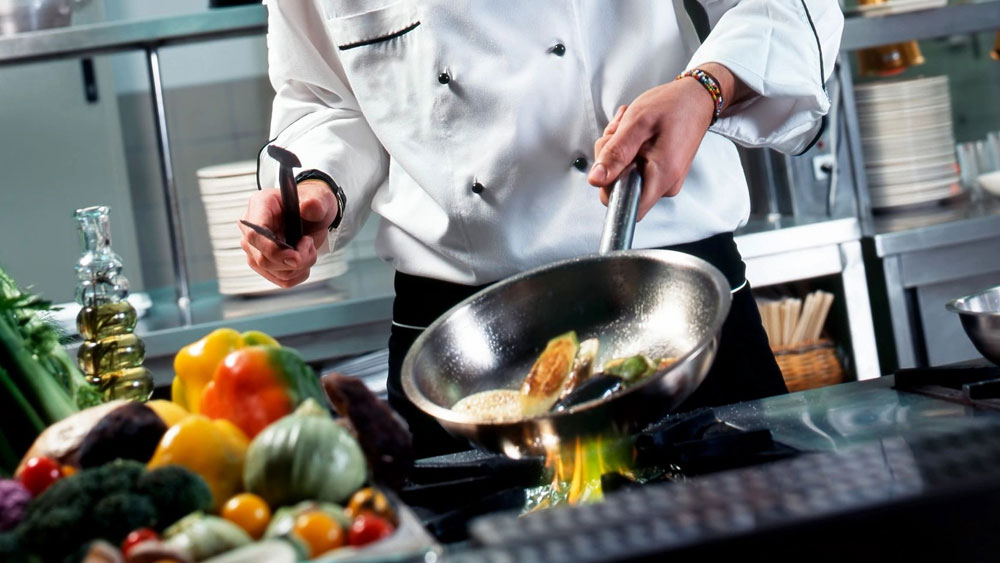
0, 1, 143, 304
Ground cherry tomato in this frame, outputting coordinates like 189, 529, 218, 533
19, 457, 63, 496
346, 488, 396, 525
348, 513, 395, 547
221, 493, 271, 539
60, 465, 77, 477
292, 511, 345, 558
120, 528, 159, 558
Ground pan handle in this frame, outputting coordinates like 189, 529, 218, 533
598, 166, 642, 254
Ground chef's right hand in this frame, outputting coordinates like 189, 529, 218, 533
239, 179, 339, 288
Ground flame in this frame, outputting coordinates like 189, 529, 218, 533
525, 433, 634, 511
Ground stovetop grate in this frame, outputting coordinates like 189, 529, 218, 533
444, 419, 1000, 562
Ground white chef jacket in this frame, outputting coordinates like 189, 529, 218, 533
260, 1, 843, 286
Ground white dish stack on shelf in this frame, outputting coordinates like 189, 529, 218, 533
855, 75, 961, 210
197, 161, 347, 296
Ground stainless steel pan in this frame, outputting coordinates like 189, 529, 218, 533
401, 169, 732, 457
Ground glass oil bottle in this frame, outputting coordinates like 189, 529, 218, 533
74, 206, 153, 401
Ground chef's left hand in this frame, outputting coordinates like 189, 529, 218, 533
588, 63, 750, 221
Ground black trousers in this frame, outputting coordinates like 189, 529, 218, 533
387, 233, 787, 457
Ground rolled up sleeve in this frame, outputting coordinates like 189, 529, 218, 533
686, 0, 844, 154
260, 0, 389, 251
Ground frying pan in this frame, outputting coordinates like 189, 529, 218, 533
401, 169, 732, 458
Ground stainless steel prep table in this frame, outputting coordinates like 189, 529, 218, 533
870, 196, 1000, 370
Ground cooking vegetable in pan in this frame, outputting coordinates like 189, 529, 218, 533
451, 332, 677, 422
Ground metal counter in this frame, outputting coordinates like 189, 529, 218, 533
841, 1, 1000, 51
105, 257, 395, 386
715, 371, 986, 453
868, 196, 1000, 370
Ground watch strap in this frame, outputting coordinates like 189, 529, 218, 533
295, 169, 346, 231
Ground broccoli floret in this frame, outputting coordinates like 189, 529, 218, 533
16, 460, 149, 561
18, 506, 86, 561
22, 459, 144, 522
92, 492, 157, 543
0, 530, 34, 563
137, 465, 214, 531
20, 476, 92, 525
89, 459, 146, 496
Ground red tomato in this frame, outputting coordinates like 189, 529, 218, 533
121, 528, 159, 557
19, 457, 62, 496
348, 513, 395, 547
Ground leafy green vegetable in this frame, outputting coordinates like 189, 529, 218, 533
0, 267, 101, 411
0, 265, 106, 473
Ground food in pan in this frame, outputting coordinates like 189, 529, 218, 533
450, 331, 677, 421
519, 331, 581, 417
551, 374, 624, 412
452, 389, 523, 422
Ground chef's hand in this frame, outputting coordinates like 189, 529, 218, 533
239, 179, 339, 288
588, 63, 751, 220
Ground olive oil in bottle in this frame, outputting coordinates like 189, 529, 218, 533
74, 206, 153, 401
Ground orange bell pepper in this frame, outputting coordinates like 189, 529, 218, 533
199, 346, 326, 439
171, 329, 279, 413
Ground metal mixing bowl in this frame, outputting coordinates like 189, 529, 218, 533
946, 284, 1000, 366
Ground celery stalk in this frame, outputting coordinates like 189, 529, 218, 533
0, 315, 78, 424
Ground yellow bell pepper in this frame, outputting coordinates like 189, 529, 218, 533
146, 399, 189, 427
171, 328, 279, 413
148, 414, 249, 512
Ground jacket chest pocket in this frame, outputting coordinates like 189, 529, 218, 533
326, 0, 441, 134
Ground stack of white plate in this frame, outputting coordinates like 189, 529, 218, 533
197, 161, 347, 296
855, 75, 961, 210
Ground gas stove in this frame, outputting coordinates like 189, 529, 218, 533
399, 363, 1000, 561
400, 408, 798, 542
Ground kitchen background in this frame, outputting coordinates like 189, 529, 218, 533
0, 0, 379, 305
1, 0, 999, 384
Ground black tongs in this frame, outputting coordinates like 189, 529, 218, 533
240, 145, 303, 250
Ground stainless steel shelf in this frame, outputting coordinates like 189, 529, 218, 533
67, 257, 397, 387
0, 5, 266, 66
872, 196, 1000, 257
842, 2, 1000, 51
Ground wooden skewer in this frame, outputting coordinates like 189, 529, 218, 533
791, 293, 817, 346
810, 292, 835, 341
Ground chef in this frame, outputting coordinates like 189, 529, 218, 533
244, 1, 844, 455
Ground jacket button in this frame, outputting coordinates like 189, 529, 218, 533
573, 157, 588, 171
550, 43, 566, 56
438, 71, 451, 84
471, 181, 485, 194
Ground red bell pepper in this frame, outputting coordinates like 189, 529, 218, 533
199, 346, 326, 438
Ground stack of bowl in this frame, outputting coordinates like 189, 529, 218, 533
855, 75, 961, 210
197, 161, 346, 296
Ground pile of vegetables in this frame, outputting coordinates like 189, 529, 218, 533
0, 266, 101, 475
0, 323, 415, 562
